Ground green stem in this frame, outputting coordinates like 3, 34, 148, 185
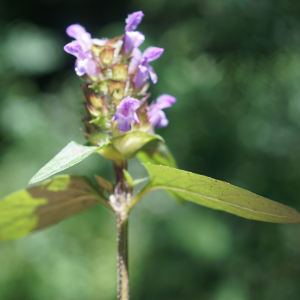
117, 212, 129, 300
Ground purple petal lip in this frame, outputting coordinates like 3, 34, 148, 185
111, 97, 141, 131
148, 94, 176, 128
156, 94, 176, 108
149, 110, 169, 128
125, 11, 144, 32
66, 24, 87, 39
147, 64, 157, 84
64, 41, 85, 57
143, 47, 164, 62
132, 47, 164, 88
66, 24, 92, 50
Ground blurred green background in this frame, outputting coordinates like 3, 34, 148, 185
1, 0, 300, 299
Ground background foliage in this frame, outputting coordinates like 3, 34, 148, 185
1, 0, 300, 299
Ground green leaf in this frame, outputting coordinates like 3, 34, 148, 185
29, 141, 101, 185
123, 170, 134, 188
113, 131, 163, 159
137, 141, 184, 204
0, 175, 99, 241
132, 177, 149, 186
143, 164, 300, 223
94, 174, 114, 194
95, 132, 163, 162
137, 140, 177, 168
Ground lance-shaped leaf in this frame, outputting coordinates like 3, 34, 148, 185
142, 164, 300, 223
0, 175, 100, 241
137, 140, 177, 168
137, 141, 184, 204
29, 141, 103, 185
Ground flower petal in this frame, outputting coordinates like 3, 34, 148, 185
64, 41, 85, 57
128, 48, 143, 74
66, 24, 87, 39
133, 112, 140, 124
123, 31, 145, 54
156, 110, 169, 127
112, 97, 141, 132
125, 11, 144, 32
85, 58, 99, 78
143, 47, 164, 62
147, 64, 158, 84
75, 58, 86, 76
156, 94, 176, 109
66, 24, 92, 49
133, 65, 149, 89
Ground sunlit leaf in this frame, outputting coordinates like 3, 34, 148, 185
29, 141, 101, 184
138, 142, 184, 204
143, 164, 300, 223
0, 175, 100, 241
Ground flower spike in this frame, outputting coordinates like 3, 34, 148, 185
64, 11, 172, 141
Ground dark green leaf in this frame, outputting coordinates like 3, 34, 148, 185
0, 175, 99, 241
94, 174, 114, 194
143, 164, 300, 223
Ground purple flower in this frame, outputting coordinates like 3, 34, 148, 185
111, 97, 141, 131
64, 41, 98, 77
66, 24, 93, 50
64, 24, 99, 77
133, 47, 164, 89
123, 11, 145, 54
148, 94, 176, 128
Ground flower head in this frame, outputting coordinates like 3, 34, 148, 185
148, 94, 176, 128
111, 97, 141, 132
64, 11, 173, 146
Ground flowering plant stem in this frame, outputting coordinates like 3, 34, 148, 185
117, 211, 129, 300
114, 162, 130, 300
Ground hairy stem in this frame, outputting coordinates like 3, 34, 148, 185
114, 161, 130, 300
117, 212, 129, 300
